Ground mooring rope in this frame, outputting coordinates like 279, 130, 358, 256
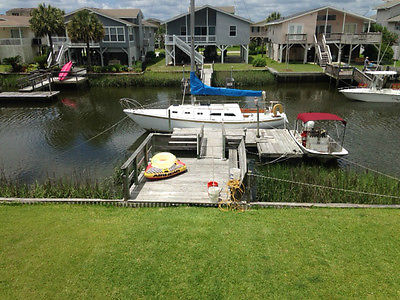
250, 173, 400, 200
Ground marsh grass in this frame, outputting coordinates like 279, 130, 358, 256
0, 74, 23, 89
255, 162, 400, 204
88, 72, 183, 87
0, 168, 123, 199
212, 70, 274, 87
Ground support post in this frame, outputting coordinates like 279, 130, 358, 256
256, 98, 260, 138
303, 43, 308, 64
324, 8, 329, 35
246, 170, 253, 203
348, 43, 353, 65
122, 169, 129, 200
133, 157, 139, 185
168, 109, 171, 132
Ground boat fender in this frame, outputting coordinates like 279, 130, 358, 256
272, 103, 283, 117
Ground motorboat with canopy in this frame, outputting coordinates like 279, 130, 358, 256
289, 113, 348, 160
121, 0, 287, 132
340, 70, 400, 103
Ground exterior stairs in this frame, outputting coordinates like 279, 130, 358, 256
173, 35, 204, 65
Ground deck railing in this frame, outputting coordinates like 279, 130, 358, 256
325, 32, 382, 44
121, 133, 155, 200
285, 33, 307, 43
165, 34, 216, 45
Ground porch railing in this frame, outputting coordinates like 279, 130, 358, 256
0, 38, 32, 46
285, 33, 307, 43
165, 34, 216, 45
325, 32, 382, 44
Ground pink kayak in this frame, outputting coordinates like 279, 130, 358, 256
58, 61, 72, 81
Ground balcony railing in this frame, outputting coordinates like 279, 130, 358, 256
165, 34, 216, 45
0, 38, 34, 46
285, 33, 307, 43
324, 32, 382, 44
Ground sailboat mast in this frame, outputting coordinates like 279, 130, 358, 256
190, 0, 195, 105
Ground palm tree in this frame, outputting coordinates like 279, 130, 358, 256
30, 3, 65, 64
266, 12, 281, 23
67, 10, 105, 66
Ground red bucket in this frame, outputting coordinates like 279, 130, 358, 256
207, 181, 218, 188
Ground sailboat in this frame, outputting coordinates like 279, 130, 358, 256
121, 0, 287, 132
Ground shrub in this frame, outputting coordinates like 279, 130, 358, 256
3, 55, 23, 72
92, 65, 102, 73
158, 52, 165, 59
252, 56, 266, 67
145, 51, 156, 62
34, 55, 48, 69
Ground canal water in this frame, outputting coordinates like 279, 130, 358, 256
1, 82, 400, 184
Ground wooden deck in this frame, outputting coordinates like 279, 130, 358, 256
255, 129, 303, 159
0, 91, 60, 100
130, 157, 229, 203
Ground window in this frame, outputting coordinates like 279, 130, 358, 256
317, 14, 336, 21
10, 29, 21, 38
103, 26, 125, 42
210, 113, 221, 116
129, 27, 134, 41
195, 26, 207, 35
180, 26, 187, 35
224, 113, 236, 117
185, 112, 190, 114
197, 112, 203, 115
396, 22, 400, 31
229, 25, 236, 37
209, 26, 215, 35
172, 111, 178, 113
344, 23, 357, 34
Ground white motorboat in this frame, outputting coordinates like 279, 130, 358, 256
121, 100, 287, 132
340, 71, 400, 103
289, 112, 348, 160
120, 0, 287, 132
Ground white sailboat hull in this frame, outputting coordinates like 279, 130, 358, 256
340, 88, 400, 103
125, 109, 287, 131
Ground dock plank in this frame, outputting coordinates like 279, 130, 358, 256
0, 91, 60, 100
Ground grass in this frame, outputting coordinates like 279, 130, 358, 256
0, 170, 123, 199
0, 64, 12, 73
256, 163, 400, 204
89, 72, 183, 87
212, 70, 274, 87
0, 205, 400, 298
0, 74, 24, 89
263, 57, 323, 72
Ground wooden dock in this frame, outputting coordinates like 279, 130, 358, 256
120, 126, 303, 205
0, 91, 60, 100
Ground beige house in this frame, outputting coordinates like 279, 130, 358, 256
250, 20, 267, 44
265, 6, 381, 66
0, 14, 44, 63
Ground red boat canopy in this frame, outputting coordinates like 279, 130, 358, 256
297, 113, 346, 124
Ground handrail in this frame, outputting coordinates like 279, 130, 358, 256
197, 124, 204, 158
119, 98, 144, 110
173, 35, 204, 65
237, 138, 247, 183
322, 34, 332, 64
121, 133, 155, 200
314, 34, 323, 63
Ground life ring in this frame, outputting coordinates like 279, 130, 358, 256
272, 103, 284, 117
144, 152, 187, 180
391, 83, 400, 90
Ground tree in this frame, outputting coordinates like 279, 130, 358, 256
266, 12, 281, 23
30, 4, 65, 65
67, 10, 105, 66
364, 23, 398, 63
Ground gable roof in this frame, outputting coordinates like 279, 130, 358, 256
142, 20, 158, 28
387, 14, 400, 22
252, 20, 267, 26
93, 8, 141, 18
0, 15, 30, 27
64, 7, 140, 26
267, 6, 375, 25
376, 0, 400, 10
6, 8, 34, 16
163, 5, 251, 24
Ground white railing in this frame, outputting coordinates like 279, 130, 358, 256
51, 36, 68, 44
322, 34, 332, 64
166, 34, 216, 45
314, 35, 323, 63
173, 35, 204, 65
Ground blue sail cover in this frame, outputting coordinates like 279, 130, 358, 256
190, 72, 262, 97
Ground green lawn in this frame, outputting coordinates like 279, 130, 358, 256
0, 65, 11, 73
1, 205, 400, 298
264, 57, 323, 73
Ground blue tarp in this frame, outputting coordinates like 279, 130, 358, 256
190, 72, 262, 97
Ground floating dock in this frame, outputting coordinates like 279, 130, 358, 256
121, 127, 303, 205
0, 91, 60, 100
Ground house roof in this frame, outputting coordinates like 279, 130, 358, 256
387, 14, 400, 22
142, 20, 158, 28
376, 0, 400, 10
163, 5, 251, 25
0, 15, 31, 27
6, 8, 34, 16
93, 8, 141, 18
267, 6, 375, 26
252, 20, 267, 26
64, 7, 140, 26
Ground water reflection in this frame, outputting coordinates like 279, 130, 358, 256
0, 82, 399, 184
